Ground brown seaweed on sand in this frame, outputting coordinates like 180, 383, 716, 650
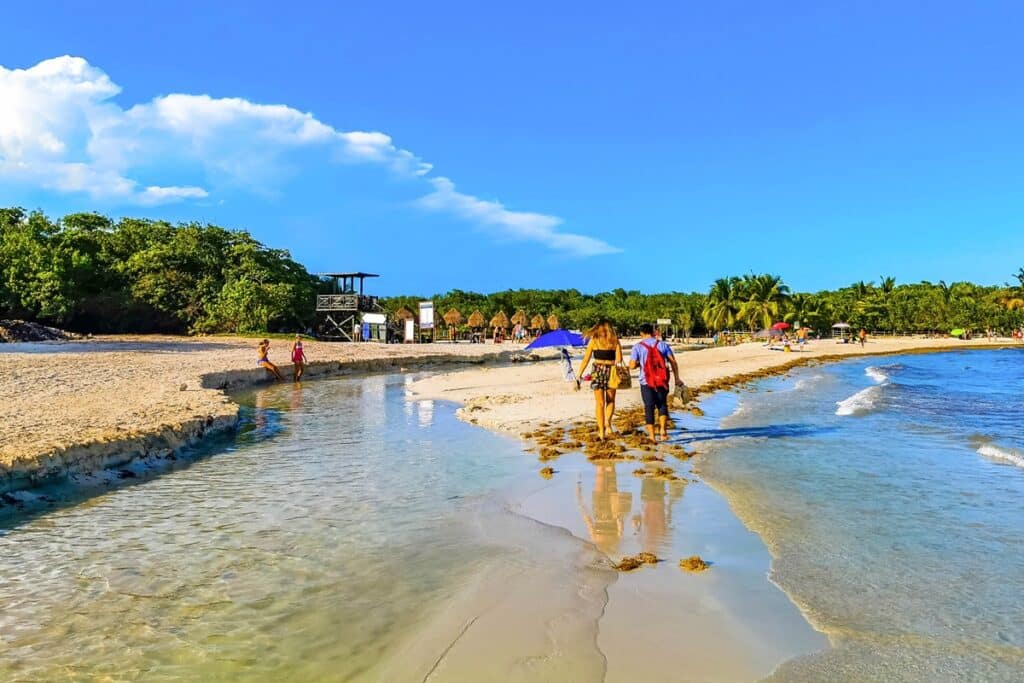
679, 555, 710, 572
538, 446, 562, 461
539, 467, 555, 479
613, 552, 659, 571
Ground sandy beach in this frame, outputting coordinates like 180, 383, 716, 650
0, 336, 522, 492
409, 335, 1015, 436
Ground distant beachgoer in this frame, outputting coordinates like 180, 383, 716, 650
290, 335, 308, 382
258, 339, 284, 381
576, 320, 623, 440
630, 323, 682, 441
859, 328, 867, 347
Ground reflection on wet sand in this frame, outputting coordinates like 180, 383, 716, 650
635, 476, 686, 555
576, 464, 632, 555
575, 462, 688, 558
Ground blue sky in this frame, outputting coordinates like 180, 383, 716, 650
1, 1, 1022, 295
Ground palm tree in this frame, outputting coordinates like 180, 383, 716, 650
738, 274, 790, 331
702, 277, 741, 332
784, 293, 821, 329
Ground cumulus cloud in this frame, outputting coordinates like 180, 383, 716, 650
0, 55, 615, 256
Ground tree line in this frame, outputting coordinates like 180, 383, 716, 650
3, 208, 1022, 337
0, 208, 316, 334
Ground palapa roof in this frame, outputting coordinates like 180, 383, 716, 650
547, 314, 560, 330
393, 306, 415, 320
510, 309, 528, 325
443, 308, 464, 325
490, 310, 510, 328
467, 310, 486, 328
530, 314, 546, 330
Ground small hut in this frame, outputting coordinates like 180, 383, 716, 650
547, 313, 560, 330
530, 314, 546, 335
443, 308, 463, 342
467, 310, 486, 343
490, 310, 510, 342
393, 306, 415, 321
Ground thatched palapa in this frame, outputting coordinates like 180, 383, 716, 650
443, 308, 464, 326
490, 311, 510, 329
467, 310, 486, 328
511, 309, 528, 325
393, 307, 415, 321
530, 314, 545, 331
547, 314, 560, 330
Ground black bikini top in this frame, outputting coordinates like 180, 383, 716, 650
593, 348, 617, 361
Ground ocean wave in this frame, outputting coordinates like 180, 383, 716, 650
794, 374, 826, 390
976, 443, 1024, 469
835, 385, 883, 416
865, 366, 889, 384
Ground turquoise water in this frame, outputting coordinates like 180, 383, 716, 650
693, 348, 1024, 680
0, 374, 612, 681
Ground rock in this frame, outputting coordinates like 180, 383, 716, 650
0, 320, 71, 343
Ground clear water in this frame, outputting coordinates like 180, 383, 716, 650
693, 348, 1024, 681
0, 374, 611, 681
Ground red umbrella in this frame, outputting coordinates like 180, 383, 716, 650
771, 322, 791, 330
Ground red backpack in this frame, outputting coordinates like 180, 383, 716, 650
641, 340, 669, 389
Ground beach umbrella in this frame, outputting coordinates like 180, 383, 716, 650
950, 328, 965, 337
531, 314, 546, 331
771, 322, 790, 330
754, 328, 783, 338
443, 308, 463, 326
831, 322, 851, 329
511, 309, 528, 326
490, 310, 510, 329
467, 310, 485, 328
525, 329, 586, 350
547, 314, 560, 330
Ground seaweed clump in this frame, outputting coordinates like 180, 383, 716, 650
679, 555, 710, 572
613, 552, 659, 571
539, 467, 555, 479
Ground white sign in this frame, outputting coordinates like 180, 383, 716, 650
419, 301, 434, 330
362, 313, 386, 324
657, 318, 672, 325
404, 319, 415, 342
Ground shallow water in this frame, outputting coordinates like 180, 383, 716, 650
0, 374, 611, 681
695, 348, 1024, 680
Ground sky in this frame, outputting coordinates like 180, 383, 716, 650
1, 1, 1022, 295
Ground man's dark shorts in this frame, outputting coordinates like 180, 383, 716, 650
641, 385, 670, 425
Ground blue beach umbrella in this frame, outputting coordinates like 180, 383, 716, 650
525, 329, 586, 350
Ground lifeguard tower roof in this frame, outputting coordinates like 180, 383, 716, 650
317, 272, 379, 279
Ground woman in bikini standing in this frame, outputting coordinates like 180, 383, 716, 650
290, 334, 308, 382
575, 321, 623, 440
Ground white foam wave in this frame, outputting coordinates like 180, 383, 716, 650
976, 443, 1024, 469
865, 366, 888, 384
835, 385, 883, 416
794, 374, 825, 390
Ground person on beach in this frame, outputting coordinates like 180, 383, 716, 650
575, 320, 623, 440
290, 335, 308, 382
257, 339, 284, 381
859, 328, 867, 347
630, 323, 682, 441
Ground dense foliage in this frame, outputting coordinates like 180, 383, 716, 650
0, 208, 316, 334
3, 207, 1022, 337
388, 271, 1024, 338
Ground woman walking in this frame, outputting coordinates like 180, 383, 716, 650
575, 321, 623, 440
290, 334, 308, 382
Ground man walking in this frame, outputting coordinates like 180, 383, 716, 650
629, 323, 683, 441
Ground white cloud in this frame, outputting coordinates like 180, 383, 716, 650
418, 177, 620, 256
0, 55, 615, 256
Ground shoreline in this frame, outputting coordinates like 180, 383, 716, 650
0, 336, 540, 496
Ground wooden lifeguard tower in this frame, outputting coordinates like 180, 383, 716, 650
316, 272, 385, 341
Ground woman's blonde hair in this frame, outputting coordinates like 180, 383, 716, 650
586, 320, 618, 344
